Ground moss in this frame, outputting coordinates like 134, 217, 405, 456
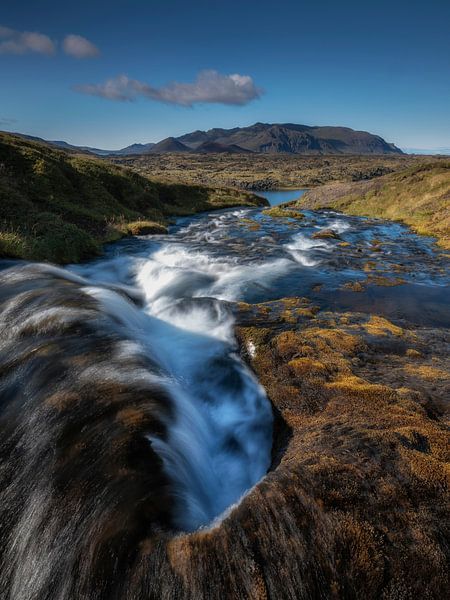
406, 348, 422, 358
123, 221, 168, 235
367, 275, 407, 287
325, 375, 398, 401
297, 161, 450, 249
312, 229, 340, 240
364, 316, 403, 337
262, 206, 304, 219
236, 326, 272, 348
403, 364, 448, 381
0, 132, 264, 263
232, 300, 449, 596
288, 357, 327, 377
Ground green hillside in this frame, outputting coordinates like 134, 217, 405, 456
294, 161, 450, 249
0, 132, 265, 263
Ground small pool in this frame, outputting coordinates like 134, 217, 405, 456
257, 188, 307, 206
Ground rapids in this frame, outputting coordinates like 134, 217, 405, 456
1, 203, 449, 535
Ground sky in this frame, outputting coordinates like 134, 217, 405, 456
1, 0, 449, 150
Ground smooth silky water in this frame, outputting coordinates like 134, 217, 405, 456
3, 203, 448, 533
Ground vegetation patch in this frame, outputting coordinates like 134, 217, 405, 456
234, 299, 449, 597
111, 152, 425, 190
262, 206, 304, 219
295, 161, 450, 249
364, 315, 404, 336
0, 133, 265, 263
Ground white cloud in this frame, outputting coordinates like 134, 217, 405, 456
63, 34, 99, 59
74, 70, 263, 106
0, 26, 14, 38
0, 26, 55, 55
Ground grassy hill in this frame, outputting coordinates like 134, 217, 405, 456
0, 132, 265, 263
293, 161, 450, 249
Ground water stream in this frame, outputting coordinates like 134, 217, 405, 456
1, 202, 449, 532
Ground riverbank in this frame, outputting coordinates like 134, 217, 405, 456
290, 161, 450, 249
0, 132, 266, 263
235, 296, 449, 598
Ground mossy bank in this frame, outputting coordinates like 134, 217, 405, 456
291, 161, 450, 249
0, 132, 266, 263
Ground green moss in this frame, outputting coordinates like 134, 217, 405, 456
297, 161, 450, 249
122, 221, 168, 235
0, 132, 265, 263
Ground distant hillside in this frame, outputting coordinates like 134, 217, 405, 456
177, 122, 403, 155
111, 142, 156, 155
0, 133, 266, 263
6, 132, 156, 157
5, 122, 404, 157
195, 141, 252, 154
293, 161, 450, 248
150, 137, 191, 154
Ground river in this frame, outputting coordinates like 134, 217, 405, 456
1, 201, 449, 534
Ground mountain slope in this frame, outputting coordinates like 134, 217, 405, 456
195, 141, 253, 154
150, 137, 191, 154
178, 122, 403, 155
0, 132, 266, 262
5, 132, 156, 157
6, 122, 403, 156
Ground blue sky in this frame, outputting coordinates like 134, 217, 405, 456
1, 0, 449, 150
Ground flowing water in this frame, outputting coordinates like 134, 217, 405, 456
256, 188, 306, 206
1, 203, 449, 532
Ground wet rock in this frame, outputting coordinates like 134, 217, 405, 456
312, 228, 341, 240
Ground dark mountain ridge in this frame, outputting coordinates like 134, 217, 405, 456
177, 122, 403, 155
4, 122, 403, 156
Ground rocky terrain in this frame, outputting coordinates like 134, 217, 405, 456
112, 152, 423, 190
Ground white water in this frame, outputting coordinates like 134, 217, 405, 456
71, 232, 276, 531
67, 208, 376, 531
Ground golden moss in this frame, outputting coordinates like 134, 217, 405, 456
288, 358, 327, 377
262, 207, 304, 219
304, 328, 363, 354
403, 364, 448, 381
364, 315, 403, 336
312, 229, 340, 239
123, 221, 168, 235
326, 375, 397, 401
406, 348, 422, 359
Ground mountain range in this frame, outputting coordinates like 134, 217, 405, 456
9, 123, 404, 156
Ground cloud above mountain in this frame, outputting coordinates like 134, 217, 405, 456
0, 26, 55, 55
0, 25, 98, 59
62, 34, 99, 58
74, 70, 263, 106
